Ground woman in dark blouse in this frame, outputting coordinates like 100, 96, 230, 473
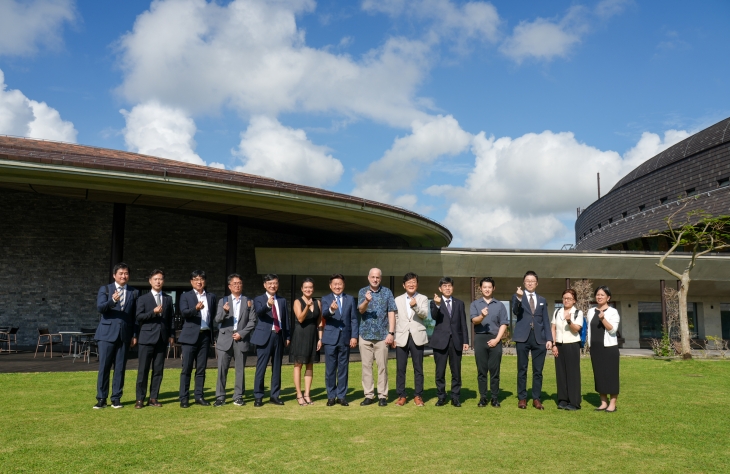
290, 278, 323, 406
587, 286, 620, 412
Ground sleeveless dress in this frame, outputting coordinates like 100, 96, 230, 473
288, 297, 321, 364
590, 311, 620, 394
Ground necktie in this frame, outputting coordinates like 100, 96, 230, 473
446, 299, 452, 315
336, 295, 342, 315
529, 294, 536, 313
155, 293, 161, 307
119, 286, 125, 310
233, 298, 239, 328
271, 297, 281, 333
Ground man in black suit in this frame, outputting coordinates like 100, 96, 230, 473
93, 262, 139, 409
178, 270, 217, 408
251, 274, 290, 407
134, 269, 174, 409
430, 277, 469, 407
511, 271, 553, 410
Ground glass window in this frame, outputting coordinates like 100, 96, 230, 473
720, 304, 730, 340
639, 301, 698, 338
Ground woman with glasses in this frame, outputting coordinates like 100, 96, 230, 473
587, 286, 620, 412
290, 278, 323, 406
550, 289, 583, 411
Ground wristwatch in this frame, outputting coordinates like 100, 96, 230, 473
388, 331, 395, 336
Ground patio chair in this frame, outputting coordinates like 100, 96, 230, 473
35, 328, 63, 358
167, 330, 182, 359
77, 327, 98, 363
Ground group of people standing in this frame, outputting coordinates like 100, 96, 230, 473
92, 264, 620, 412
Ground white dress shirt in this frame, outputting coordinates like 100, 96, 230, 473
195, 289, 210, 331
551, 306, 583, 343
231, 295, 241, 328
268, 293, 281, 331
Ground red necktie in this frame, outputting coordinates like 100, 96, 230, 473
271, 298, 281, 333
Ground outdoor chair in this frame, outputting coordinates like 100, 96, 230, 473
35, 328, 63, 358
167, 330, 182, 359
77, 327, 98, 363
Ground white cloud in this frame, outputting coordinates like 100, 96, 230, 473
0, 68, 77, 142
234, 115, 344, 187
120, 101, 204, 166
0, 0, 76, 56
351, 114, 471, 205
595, 0, 632, 19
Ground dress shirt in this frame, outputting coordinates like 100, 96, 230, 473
116, 284, 127, 310
231, 294, 241, 328
469, 298, 509, 334
405, 293, 418, 320
551, 307, 583, 343
525, 291, 537, 309
267, 292, 281, 331
194, 289, 210, 331
358, 286, 397, 341
436, 297, 452, 312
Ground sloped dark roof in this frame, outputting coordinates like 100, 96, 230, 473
610, 116, 730, 192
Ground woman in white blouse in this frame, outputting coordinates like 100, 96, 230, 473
551, 289, 583, 410
587, 286, 620, 412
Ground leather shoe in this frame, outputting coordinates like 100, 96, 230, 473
148, 399, 162, 407
326, 398, 336, 406
395, 397, 407, 406
565, 404, 578, 411
557, 401, 567, 410
450, 399, 461, 407
339, 398, 349, 407
518, 399, 527, 409
378, 398, 388, 407
195, 398, 211, 406
491, 398, 500, 408
434, 398, 447, 406
478, 397, 488, 407
532, 399, 544, 410
414, 396, 425, 407
360, 398, 375, 406
134, 400, 144, 409
180, 399, 190, 408
269, 397, 285, 406
254, 398, 263, 407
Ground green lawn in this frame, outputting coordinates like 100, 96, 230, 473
1, 355, 729, 473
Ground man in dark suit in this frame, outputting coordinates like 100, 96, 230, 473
251, 274, 290, 407
320, 274, 359, 406
178, 270, 217, 408
430, 277, 469, 407
511, 271, 554, 410
94, 262, 139, 409
213, 273, 256, 407
134, 269, 174, 409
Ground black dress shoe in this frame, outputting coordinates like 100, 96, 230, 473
269, 397, 285, 406
327, 398, 336, 406
378, 398, 388, 407
93, 399, 107, 410
213, 399, 225, 407
254, 399, 263, 407
450, 399, 461, 407
565, 404, 578, 411
557, 401, 567, 410
434, 399, 447, 406
339, 398, 349, 406
491, 398, 501, 408
360, 398, 375, 406
477, 397, 488, 407
180, 400, 190, 408
195, 398, 211, 406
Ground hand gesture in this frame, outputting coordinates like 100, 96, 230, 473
433, 293, 441, 305
330, 298, 339, 313
365, 291, 373, 302
481, 306, 489, 317
223, 301, 230, 313
247, 300, 252, 308
232, 332, 242, 341
112, 290, 121, 302
597, 309, 605, 320
195, 300, 205, 311
409, 297, 417, 308
268, 294, 275, 307
153, 304, 163, 314
516, 286, 524, 297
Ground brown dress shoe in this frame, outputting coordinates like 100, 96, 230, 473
518, 399, 527, 409
414, 396, 425, 407
395, 397, 407, 406
148, 399, 162, 407
532, 399, 545, 410
134, 400, 144, 409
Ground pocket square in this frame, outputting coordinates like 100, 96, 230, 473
539, 303, 544, 306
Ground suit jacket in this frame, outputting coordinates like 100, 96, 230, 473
394, 293, 429, 347
429, 297, 468, 351
135, 291, 174, 345
214, 294, 257, 352
320, 293, 359, 347
95, 283, 138, 343
511, 293, 553, 344
251, 293, 290, 346
178, 289, 218, 345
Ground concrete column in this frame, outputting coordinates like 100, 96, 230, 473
618, 300, 640, 348
225, 215, 238, 295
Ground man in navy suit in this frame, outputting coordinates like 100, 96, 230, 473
134, 269, 174, 409
251, 274, 290, 406
94, 263, 139, 409
178, 270, 217, 408
511, 271, 554, 410
320, 274, 359, 406
430, 277, 469, 407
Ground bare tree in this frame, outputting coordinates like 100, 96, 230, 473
646, 207, 730, 359
571, 279, 593, 354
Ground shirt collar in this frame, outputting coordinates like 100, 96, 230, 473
116, 284, 126, 291
151, 289, 161, 296
194, 289, 206, 297
231, 294, 241, 302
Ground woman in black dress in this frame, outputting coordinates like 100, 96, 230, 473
587, 286, 620, 412
290, 278, 322, 406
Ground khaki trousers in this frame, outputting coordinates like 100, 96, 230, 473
359, 336, 389, 399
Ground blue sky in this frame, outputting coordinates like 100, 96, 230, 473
1, 0, 728, 248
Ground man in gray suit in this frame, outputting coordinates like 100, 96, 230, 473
214, 274, 256, 407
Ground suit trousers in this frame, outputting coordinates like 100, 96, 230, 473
324, 342, 350, 400
474, 333, 503, 399
359, 337, 389, 400
396, 334, 424, 398
216, 345, 247, 400
433, 337, 463, 400
254, 331, 283, 400
96, 338, 128, 401
516, 329, 547, 401
136, 338, 166, 401
179, 330, 211, 401
555, 342, 581, 408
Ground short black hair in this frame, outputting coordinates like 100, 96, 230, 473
190, 270, 206, 280
263, 273, 279, 283
227, 273, 242, 284
523, 271, 538, 282
479, 277, 495, 288
403, 272, 418, 284
438, 277, 454, 286
148, 269, 165, 279
595, 285, 612, 299
329, 273, 345, 282
112, 263, 129, 275
301, 277, 315, 285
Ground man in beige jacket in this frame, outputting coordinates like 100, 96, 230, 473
394, 272, 430, 406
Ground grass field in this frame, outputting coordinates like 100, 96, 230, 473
1, 355, 729, 473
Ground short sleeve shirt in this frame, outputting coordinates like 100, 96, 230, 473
358, 286, 396, 341
469, 298, 509, 335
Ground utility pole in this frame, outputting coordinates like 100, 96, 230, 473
597, 172, 601, 199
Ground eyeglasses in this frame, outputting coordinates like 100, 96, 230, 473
562, 297, 575, 301
191, 278, 205, 283
229, 282, 242, 286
